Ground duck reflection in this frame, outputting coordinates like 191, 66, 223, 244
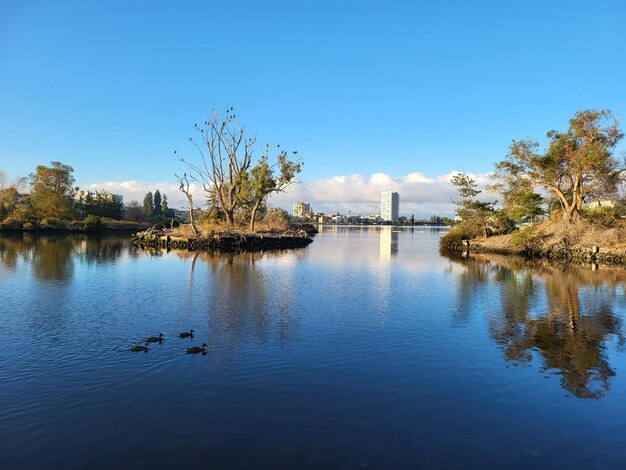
449, 254, 626, 399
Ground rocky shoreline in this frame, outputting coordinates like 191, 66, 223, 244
130, 228, 314, 252
448, 241, 626, 266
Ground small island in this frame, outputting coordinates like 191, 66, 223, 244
130, 225, 314, 252
440, 109, 626, 266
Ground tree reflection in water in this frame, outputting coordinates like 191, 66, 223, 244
0, 233, 126, 281
168, 248, 303, 361
449, 254, 626, 399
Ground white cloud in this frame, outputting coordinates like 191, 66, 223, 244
269, 170, 495, 217
85, 170, 495, 218
83, 180, 205, 208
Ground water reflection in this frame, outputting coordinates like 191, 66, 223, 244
169, 249, 301, 357
379, 226, 399, 262
449, 254, 626, 398
0, 233, 126, 281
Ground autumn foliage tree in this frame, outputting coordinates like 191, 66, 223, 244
493, 109, 624, 223
29, 162, 76, 220
0, 170, 26, 220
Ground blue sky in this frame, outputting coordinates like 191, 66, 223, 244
1, 0, 625, 215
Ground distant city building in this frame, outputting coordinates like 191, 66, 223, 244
380, 190, 399, 222
74, 190, 123, 205
293, 201, 311, 218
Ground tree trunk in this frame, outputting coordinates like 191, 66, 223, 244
563, 204, 580, 223
188, 198, 197, 235
224, 209, 234, 227
249, 200, 262, 232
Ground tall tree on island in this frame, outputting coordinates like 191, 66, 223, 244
153, 190, 162, 216
143, 191, 153, 217
178, 107, 255, 227
29, 161, 76, 219
493, 109, 624, 223
242, 145, 302, 231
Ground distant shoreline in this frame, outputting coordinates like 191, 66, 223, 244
0, 219, 151, 233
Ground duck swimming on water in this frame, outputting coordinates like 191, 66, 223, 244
130, 343, 149, 352
186, 343, 207, 354
179, 329, 194, 338
146, 333, 164, 343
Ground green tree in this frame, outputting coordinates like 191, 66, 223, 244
80, 190, 124, 220
242, 147, 302, 231
143, 191, 153, 217
153, 190, 162, 216
161, 193, 169, 217
493, 109, 624, 223
451, 172, 495, 238
501, 183, 545, 223
29, 161, 76, 220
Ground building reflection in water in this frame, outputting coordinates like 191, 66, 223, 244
447, 253, 626, 399
378, 226, 399, 263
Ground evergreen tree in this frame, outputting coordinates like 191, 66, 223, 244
451, 173, 496, 238
161, 194, 169, 217
153, 190, 162, 216
143, 191, 153, 217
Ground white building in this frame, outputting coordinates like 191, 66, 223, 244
380, 190, 399, 223
292, 201, 311, 218
75, 190, 123, 205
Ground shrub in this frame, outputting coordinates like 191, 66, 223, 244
510, 226, 540, 253
80, 214, 102, 231
582, 206, 619, 227
39, 218, 64, 230
439, 227, 471, 252
263, 208, 290, 231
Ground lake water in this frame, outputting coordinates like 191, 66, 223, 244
1, 227, 626, 469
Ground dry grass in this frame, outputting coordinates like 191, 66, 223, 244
169, 220, 291, 238
479, 219, 626, 251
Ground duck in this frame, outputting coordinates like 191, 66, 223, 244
130, 342, 149, 352
146, 333, 164, 343
179, 329, 195, 338
186, 343, 208, 354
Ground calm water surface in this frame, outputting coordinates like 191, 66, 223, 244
1, 227, 626, 469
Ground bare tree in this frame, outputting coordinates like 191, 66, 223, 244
178, 108, 255, 227
176, 172, 198, 235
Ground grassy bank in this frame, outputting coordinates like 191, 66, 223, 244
446, 219, 626, 265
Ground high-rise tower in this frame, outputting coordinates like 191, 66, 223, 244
380, 190, 399, 223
